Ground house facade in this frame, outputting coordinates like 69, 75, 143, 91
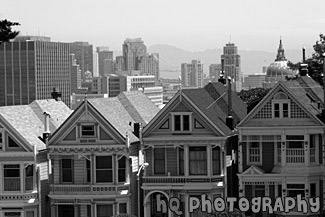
0, 99, 71, 217
237, 77, 325, 216
47, 91, 159, 217
141, 83, 246, 217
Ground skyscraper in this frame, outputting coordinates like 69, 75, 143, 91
0, 36, 71, 106
139, 53, 159, 84
221, 42, 242, 92
70, 53, 81, 94
93, 52, 99, 77
70, 42, 93, 80
181, 60, 203, 88
97, 46, 113, 76
122, 38, 147, 71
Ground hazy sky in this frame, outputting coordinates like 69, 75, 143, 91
1, 0, 325, 52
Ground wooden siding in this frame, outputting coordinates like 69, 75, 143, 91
74, 157, 85, 184
166, 148, 177, 176
52, 156, 61, 184
261, 142, 274, 173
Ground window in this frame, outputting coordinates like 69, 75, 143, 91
118, 156, 126, 182
286, 135, 304, 163
248, 142, 261, 164
310, 183, 316, 197
86, 159, 91, 183
119, 203, 127, 214
212, 147, 221, 175
178, 148, 184, 175
25, 165, 33, 191
272, 92, 290, 118
8, 135, 19, 148
96, 156, 113, 183
0, 132, 3, 150
61, 159, 73, 183
4, 164, 20, 191
287, 184, 305, 198
81, 125, 95, 137
97, 205, 113, 217
154, 148, 165, 175
172, 113, 191, 132
189, 147, 207, 175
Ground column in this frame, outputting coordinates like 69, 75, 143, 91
207, 145, 211, 176
265, 183, 269, 197
184, 146, 189, 177
91, 154, 95, 185
185, 193, 189, 217
239, 177, 244, 197
50, 204, 56, 217
113, 154, 116, 184
0, 163, 2, 193
20, 162, 24, 193
305, 134, 309, 166
74, 204, 78, 217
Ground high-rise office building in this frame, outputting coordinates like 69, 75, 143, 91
221, 42, 242, 92
209, 64, 222, 82
70, 42, 93, 80
115, 56, 125, 71
0, 36, 71, 106
139, 53, 159, 84
97, 46, 113, 76
70, 54, 82, 94
122, 38, 147, 71
93, 52, 99, 77
181, 60, 203, 88
103, 59, 115, 74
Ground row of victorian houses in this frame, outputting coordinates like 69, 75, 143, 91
0, 73, 324, 217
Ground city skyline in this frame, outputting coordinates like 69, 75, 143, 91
1, 0, 325, 53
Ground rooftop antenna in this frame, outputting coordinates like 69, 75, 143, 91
229, 35, 232, 43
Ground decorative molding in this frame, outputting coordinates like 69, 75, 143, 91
49, 146, 128, 154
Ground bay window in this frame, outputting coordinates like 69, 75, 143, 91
118, 156, 126, 182
96, 156, 113, 183
4, 164, 20, 191
189, 147, 207, 175
154, 148, 165, 175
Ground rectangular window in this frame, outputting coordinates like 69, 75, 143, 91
96, 156, 112, 183
183, 115, 190, 131
0, 132, 2, 150
154, 148, 165, 174
119, 203, 127, 214
174, 115, 181, 131
61, 159, 73, 183
248, 142, 261, 163
86, 159, 91, 183
274, 103, 280, 118
118, 156, 126, 182
310, 183, 316, 197
4, 164, 20, 191
189, 147, 207, 175
283, 103, 289, 117
25, 165, 33, 191
97, 204, 113, 217
81, 125, 95, 137
287, 184, 305, 198
212, 147, 221, 175
179, 148, 184, 175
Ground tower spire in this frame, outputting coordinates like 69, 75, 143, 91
275, 36, 286, 61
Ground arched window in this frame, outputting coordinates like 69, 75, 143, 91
272, 92, 290, 118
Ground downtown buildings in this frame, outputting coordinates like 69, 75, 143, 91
70, 42, 93, 81
221, 42, 242, 92
181, 60, 204, 88
0, 36, 72, 107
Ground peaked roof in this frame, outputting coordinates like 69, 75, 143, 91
0, 99, 72, 151
238, 76, 325, 127
88, 91, 159, 143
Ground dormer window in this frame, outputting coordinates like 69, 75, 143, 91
0, 132, 2, 151
272, 92, 290, 118
171, 112, 192, 132
81, 125, 95, 137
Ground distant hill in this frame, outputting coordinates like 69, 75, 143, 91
147, 44, 314, 79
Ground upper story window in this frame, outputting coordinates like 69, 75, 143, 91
96, 156, 113, 183
61, 159, 73, 183
171, 112, 192, 132
212, 147, 221, 175
3, 164, 20, 191
118, 156, 126, 183
81, 125, 95, 137
0, 132, 3, 151
154, 148, 165, 175
189, 147, 207, 175
25, 165, 34, 191
272, 92, 290, 118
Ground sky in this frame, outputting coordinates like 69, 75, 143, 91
1, 0, 325, 52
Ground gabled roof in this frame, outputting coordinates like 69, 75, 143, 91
0, 99, 72, 151
237, 76, 325, 127
204, 82, 247, 122
88, 91, 159, 143
144, 84, 246, 137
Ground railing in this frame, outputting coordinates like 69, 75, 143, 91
142, 176, 223, 184
25, 177, 33, 191
286, 148, 304, 163
50, 184, 129, 194
4, 178, 20, 191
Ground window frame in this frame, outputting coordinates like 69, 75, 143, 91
118, 156, 127, 183
80, 124, 96, 138
189, 146, 207, 176
153, 148, 166, 175
61, 158, 73, 183
96, 204, 114, 217
171, 112, 192, 133
95, 156, 113, 183
3, 164, 21, 192
0, 131, 3, 151
272, 93, 290, 119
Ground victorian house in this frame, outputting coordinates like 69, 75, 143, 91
0, 99, 72, 217
140, 82, 247, 217
47, 91, 159, 217
237, 76, 325, 216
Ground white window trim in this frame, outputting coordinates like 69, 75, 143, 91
0, 130, 3, 151
272, 99, 290, 119
94, 155, 114, 184
152, 147, 167, 175
80, 123, 97, 138
246, 141, 262, 165
171, 112, 193, 133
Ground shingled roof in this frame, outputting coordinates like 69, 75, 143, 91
88, 91, 159, 143
0, 99, 72, 151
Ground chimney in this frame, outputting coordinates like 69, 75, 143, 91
226, 77, 234, 130
218, 58, 226, 84
51, 87, 62, 101
300, 47, 308, 76
43, 112, 51, 143
133, 123, 140, 138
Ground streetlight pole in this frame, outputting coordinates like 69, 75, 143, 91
137, 162, 149, 217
